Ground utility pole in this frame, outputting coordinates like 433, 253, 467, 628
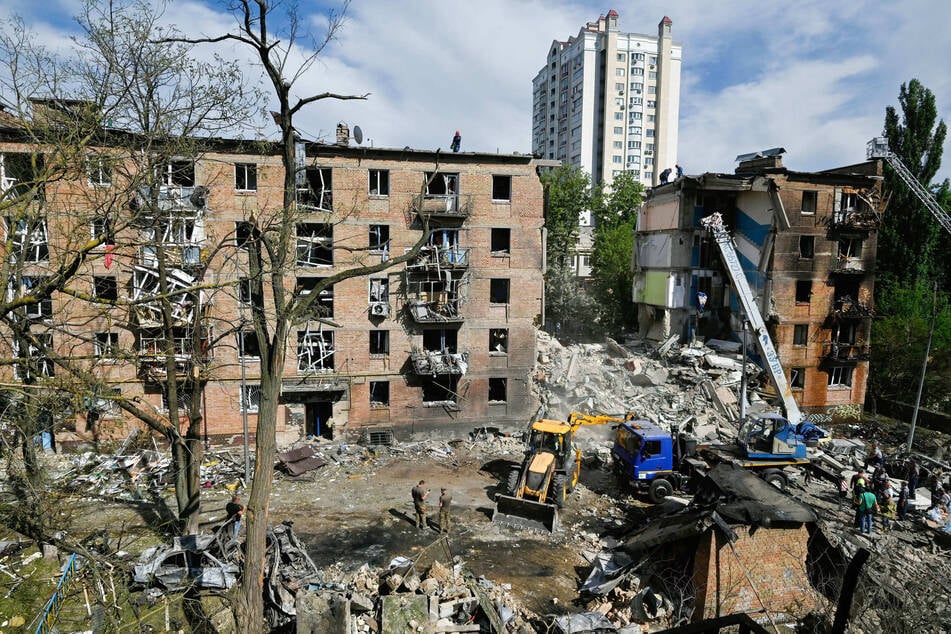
239, 301, 251, 484
907, 282, 938, 453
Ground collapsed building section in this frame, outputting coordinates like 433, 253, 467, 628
633, 149, 884, 421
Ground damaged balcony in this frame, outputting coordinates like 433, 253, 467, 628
133, 185, 208, 270
410, 349, 470, 376
404, 275, 467, 324
411, 193, 472, 221
131, 266, 205, 327
408, 244, 470, 271
828, 296, 873, 320
821, 342, 870, 365
830, 256, 866, 275
137, 328, 209, 379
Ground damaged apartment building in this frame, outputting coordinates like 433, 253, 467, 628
632, 148, 883, 420
0, 102, 545, 443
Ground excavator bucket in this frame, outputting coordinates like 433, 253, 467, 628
492, 495, 559, 533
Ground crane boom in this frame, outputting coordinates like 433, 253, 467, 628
700, 213, 803, 425
867, 137, 951, 235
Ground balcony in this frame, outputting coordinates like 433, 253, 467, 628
132, 185, 208, 216
829, 297, 873, 319
411, 193, 472, 221
409, 245, 470, 271
828, 208, 880, 232
822, 343, 870, 364
410, 349, 470, 376
830, 257, 866, 275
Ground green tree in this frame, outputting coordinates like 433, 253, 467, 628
878, 79, 948, 288
869, 282, 951, 413
590, 172, 644, 337
541, 164, 589, 267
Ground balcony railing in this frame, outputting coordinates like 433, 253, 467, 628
829, 209, 880, 231
822, 343, 870, 363
409, 246, 470, 271
411, 193, 472, 220
410, 350, 470, 376
406, 298, 464, 324
830, 297, 873, 319
831, 257, 866, 275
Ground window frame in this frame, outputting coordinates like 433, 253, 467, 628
795, 280, 812, 304
369, 330, 390, 356
488, 377, 508, 403
798, 235, 815, 259
241, 384, 261, 413
490, 228, 511, 255
87, 154, 113, 187
489, 328, 508, 355
93, 275, 118, 302
792, 324, 808, 347
369, 380, 390, 408
801, 191, 818, 215
790, 367, 805, 390
489, 278, 511, 304
368, 169, 390, 197
827, 366, 853, 388
234, 162, 258, 192
95, 332, 120, 356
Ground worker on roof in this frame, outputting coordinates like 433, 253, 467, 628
450, 130, 461, 153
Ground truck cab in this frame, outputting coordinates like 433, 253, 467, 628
611, 421, 692, 502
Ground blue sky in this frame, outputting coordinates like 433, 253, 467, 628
4, 0, 951, 181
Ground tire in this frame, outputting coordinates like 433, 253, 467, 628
648, 478, 673, 504
761, 469, 787, 490
550, 474, 567, 508
506, 468, 521, 496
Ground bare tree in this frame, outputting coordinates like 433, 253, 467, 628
0, 0, 258, 534
171, 1, 435, 627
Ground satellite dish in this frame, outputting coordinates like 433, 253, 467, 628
353, 125, 364, 145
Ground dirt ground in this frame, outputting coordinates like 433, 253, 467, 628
189, 431, 639, 616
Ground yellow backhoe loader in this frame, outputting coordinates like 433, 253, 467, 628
493, 411, 633, 532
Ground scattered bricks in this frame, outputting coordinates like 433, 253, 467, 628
419, 578, 440, 596
349, 593, 374, 614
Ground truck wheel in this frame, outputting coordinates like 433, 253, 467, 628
506, 468, 521, 496
551, 474, 567, 508
648, 478, 673, 504
761, 469, 787, 490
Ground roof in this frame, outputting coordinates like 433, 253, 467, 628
695, 463, 819, 525
620, 420, 669, 441
735, 147, 786, 163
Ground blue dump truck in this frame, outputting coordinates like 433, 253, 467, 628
611, 415, 828, 503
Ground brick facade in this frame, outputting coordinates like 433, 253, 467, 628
0, 130, 545, 444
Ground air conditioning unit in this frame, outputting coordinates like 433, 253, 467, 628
369, 302, 389, 317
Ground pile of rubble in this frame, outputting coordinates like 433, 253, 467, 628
533, 331, 763, 443
298, 539, 538, 633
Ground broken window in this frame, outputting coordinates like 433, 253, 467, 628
790, 367, 805, 389
6, 216, 49, 262
422, 375, 458, 404
838, 238, 863, 258
235, 163, 257, 191
87, 154, 112, 187
489, 328, 508, 354
241, 384, 260, 413
235, 221, 253, 250
298, 167, 333, 210
833, 279, 861, 304
795, 280, 811, 304
369, 169, 389, 196
832, 322, 857, 345
491, 228, 511, 255
14, 333, 54, 379
139, 327, 200, 359
801, 191, 817, 214
95, 332, 119, 356
1, 153, 44, 201
238, 277, 252, 304
369, 224, 390, 252
369, 278, 389, 303
490, 279, 510, 304
19, 276, 53, 319
94, 276, 118, 301
840, 192, 858, 211
488, 377, 507, 403
827, 366, 853, 388
238, 330, 261, 358
369, 330, 389, 355
425, 172, 459, 196
297, 328, 334, 372
423, 328, 458, 353
91, 216, 113, 242
296, 223, 333, 266
793, 324, 808, 346
161, 160, 195, 187
296, 277, 333, 318
369, 381, 389, 407
492, 175, 512, 201
799, 235, 815, 259
132, 267, 199, 324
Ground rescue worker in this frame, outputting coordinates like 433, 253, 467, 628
438, 487, 452, 534
450, 130, 461, 153
412, 480, 430, 530
226, 495, 245, 539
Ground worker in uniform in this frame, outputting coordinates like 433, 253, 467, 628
438, 487, 452, 534
412, 480, 430, 530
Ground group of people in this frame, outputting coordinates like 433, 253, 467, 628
849, 444, 951, 535
658, 164, 684, 184
411, 480, 453, 533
